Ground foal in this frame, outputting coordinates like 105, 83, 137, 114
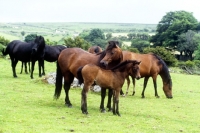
77, 60, 141, 116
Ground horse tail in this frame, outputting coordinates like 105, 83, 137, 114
54, 61, 63, 99
77, 66, 84, 85
2, 47, 9, 56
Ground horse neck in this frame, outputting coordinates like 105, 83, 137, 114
159, 65, 172, 86
112, 63, 131, 79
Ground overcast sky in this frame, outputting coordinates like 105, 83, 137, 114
1, 0, 200, 24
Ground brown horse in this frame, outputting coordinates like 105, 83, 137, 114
121, 51, 173, 98
54, 41, 123, 111
77, 60, 141, 116
88, 46, 103, 54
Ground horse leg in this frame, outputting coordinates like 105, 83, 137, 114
107, 89, 112, 111
112, 90, 116, 115
38, 60, 42, 77
41, 59, 45, 76
81, 84, 90, 114
20, 62, 23, 74
25, 62, 28, 74
152, 76, 159, 98
28, 62, 30, 73
30, 61, 35, 79
132, 76, 136, 96
64, 74, 74, 107
115, 90, 120, 116
125, 76, 131, 96
141, 77, 149, 98
11, 58, 18, 78
100, 88, 106, 113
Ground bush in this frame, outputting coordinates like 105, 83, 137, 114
143, 46, 178, 67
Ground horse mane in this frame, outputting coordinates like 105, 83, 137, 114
111, 60, 139, 71
106, 41, 119, 50
152, 54, 172, 88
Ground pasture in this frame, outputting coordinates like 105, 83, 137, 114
0, 58, 200, 133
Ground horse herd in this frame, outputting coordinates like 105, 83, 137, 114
2, 36, 173, 116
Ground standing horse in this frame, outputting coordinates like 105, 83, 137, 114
77, 60, 141, 116
121, 51, 173, 98
39, 45, 66, 76
88, 46, 102, 54
2, 36, 45, 79
54, 41, 123, 112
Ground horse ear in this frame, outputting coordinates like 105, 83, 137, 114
138, 61, 141, 65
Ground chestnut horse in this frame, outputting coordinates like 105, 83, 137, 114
54, 41, 123, 111
88, 46, 102, 54
77, 60, 141, 116
121, 51, 173, 98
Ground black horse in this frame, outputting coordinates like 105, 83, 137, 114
39, 45, 66, 77
2, 36, 46, 79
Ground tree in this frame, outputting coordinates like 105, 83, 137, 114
45, 39, 58, 46
143, 47, 178, 66
81, 28, 107, 48
21, 31, 25, 41
0, 36, 10, 52
21, 31, 25, 36
106, 33, 112, 40
177, 30, 200, 60
131, 39, 150, 52
150, 11, 198, 49
64, 36, 91, 50
24, 34, 37, 42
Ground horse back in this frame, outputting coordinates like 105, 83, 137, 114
123, 51, 161, 77
44, 45, 66, 62
82, 64, 114, 88
58, 48, 100, 77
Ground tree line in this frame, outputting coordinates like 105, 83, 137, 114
1, 10, 200, 67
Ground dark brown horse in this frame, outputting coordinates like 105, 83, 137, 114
88, 46, 103, 54
77, 60, 141, 116
121, 51, 173, 98
54, 41, 123, 112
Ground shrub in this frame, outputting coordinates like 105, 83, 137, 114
143, 46, 178, 67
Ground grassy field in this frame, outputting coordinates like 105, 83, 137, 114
0, 57, 200, 133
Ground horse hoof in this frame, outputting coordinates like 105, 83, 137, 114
117, 113, 121, 117
121, 94, 126, 97
100, 109, 106, 113
82, 111, 88, 115
141, 96, 145, 98
132, 92, 135, 96
156, 96, 160, 98
108, 108, 112, 112
65, 103, 72, 108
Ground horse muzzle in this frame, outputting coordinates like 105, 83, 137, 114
100, 60, 108, 67
166, 95, 173, 99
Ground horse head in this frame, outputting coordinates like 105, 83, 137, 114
31, 36, 46, 59
163, 78, 173, 99
100, 41, 123, 67
129, 60, 141, 80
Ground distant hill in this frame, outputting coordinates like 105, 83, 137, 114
0, 22, 157, 42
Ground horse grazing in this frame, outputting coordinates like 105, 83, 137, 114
2, 36, 46, 79
77, 60, 141, 116
39, 45, 66, 76
88, 46, 102, 54
54, 41, 123, 112
121, 51, 173, 98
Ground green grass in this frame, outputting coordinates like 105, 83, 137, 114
0, 58, 200, 133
